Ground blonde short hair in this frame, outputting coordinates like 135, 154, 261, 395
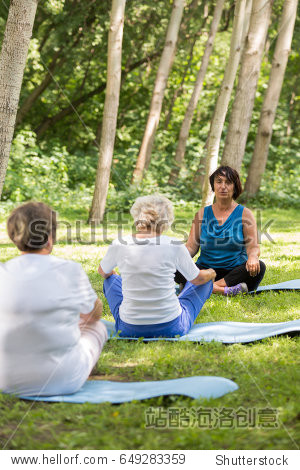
130, 195, 174, 234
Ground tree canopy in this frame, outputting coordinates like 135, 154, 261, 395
0, 0, 299, 211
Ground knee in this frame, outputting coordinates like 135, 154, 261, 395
207, 279, 214, 296
103, 278, 109, 296
97, 320, 109, 343
196, 279, 213, 297
103, 274, 118, 295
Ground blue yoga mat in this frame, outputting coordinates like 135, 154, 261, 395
19, 376, 238, 403
252, 279, 300, 294
102, 319, 300, 343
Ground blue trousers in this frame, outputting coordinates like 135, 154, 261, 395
103, 274, 213, 338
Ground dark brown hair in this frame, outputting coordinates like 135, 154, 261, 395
209, 166, 243, 200
7, 202, 57, 252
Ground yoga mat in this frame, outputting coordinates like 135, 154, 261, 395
252, 279, 300, 294
19, 376, 238, 403
101, 319, 300, 344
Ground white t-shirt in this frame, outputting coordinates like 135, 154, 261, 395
0, 254, 97, 395
100, 235, 200, 325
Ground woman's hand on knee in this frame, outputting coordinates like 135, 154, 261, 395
246, 255, 260, 277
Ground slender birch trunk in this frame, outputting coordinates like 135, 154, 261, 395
163, 33, 198, 131
201, 0, 247, 207
168, 0, 225, 186
244, 0, 298, 197
89, 0, 126, 223
286, 90, 295, 137
0, 0, 38, 199
163, 1, 210, 131
193, 0, 252, 189
221, 0, 273, 172
132, 0, 185, 183
241, 0, 253, 53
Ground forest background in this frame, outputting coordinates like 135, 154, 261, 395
0, 0, 299, 451
0, 0, 299, 216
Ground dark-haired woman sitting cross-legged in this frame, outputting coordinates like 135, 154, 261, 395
176, 166, 266, 296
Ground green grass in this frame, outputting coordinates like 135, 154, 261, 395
0, 204, 299, 450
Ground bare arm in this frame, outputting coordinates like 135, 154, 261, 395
190, 268, 216, 286
242, 207, 260, 276
98, 264, 115, 279
80, 298, 103, 324
185, 208, 204, 257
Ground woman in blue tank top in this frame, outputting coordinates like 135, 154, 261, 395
176, 166, 266, 295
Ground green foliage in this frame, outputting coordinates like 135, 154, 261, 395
2, 130, 68, 202
0, 0, 299, 210
245, 139, 300, 209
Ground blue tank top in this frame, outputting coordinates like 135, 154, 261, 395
196, 204, 248, 269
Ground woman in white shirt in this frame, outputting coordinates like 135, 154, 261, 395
0, 202, 107, 396
99, 195, 216, 338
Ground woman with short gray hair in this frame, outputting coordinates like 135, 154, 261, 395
98, 195, 215, 338
130, 194, 174, 234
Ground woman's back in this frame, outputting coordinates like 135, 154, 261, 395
0, 254, 97, 395
100, 235, 199, 325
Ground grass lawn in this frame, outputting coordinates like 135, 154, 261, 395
0, 203, 299, 450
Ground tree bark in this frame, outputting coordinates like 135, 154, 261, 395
163, 33, 198, 131
286, 90, 295, 137
221, 0, 273, 172
168, 0, 225, 185
201, 0, 247, 207
163, 1, 210, 131
132, 0, 185, 183
244, 0, 298, 197
241, 0, 253, 53
89, 0, 126, 224
0, 0, 38, 199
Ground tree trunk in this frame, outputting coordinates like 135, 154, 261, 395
286, 90, 295, 137
241, 0, 253, 53
0, 0, 38, 199
132, 0, 185, 183
201, 0, 247, 207
163, 33, 198, 131
192, 0, 252, 190
244, 0, 298, 197
163, 1, 210, 131
89, 0, 126, 224
221, 0, 273, 172
193, 154, 206, 186
168, 0, 225, 185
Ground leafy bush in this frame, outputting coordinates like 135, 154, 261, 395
2, 130, 69, 203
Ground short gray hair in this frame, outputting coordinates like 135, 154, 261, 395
130, 195, 174, 233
